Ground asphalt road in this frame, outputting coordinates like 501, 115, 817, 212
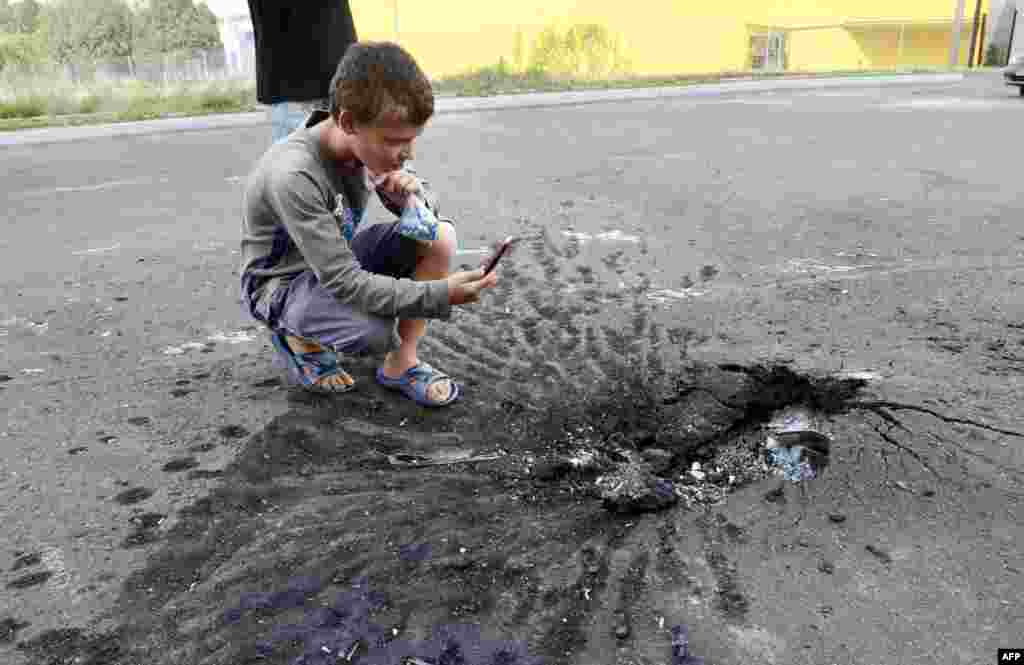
1, 71, 1023, 664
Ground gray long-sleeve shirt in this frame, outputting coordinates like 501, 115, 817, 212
240, 111, 452, 322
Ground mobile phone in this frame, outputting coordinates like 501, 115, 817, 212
483, 236, 519, 275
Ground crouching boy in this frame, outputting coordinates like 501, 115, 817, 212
240, 41, 497, 407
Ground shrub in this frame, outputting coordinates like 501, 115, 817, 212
0, 95, 46, 118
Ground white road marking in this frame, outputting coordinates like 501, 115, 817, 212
646, 287, 709, 303
72, 244, 121, 256
596, 230, 640, 243
162, 329, 260, 355
780, 258, 862, 274
12, 177, 171, 198
162, 342, 207, 356
837, 370, 881, 381
562, 229, 641, 243
207, 330, 258, 344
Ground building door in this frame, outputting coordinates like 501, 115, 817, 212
766, 32, 786, 71
750, 31, 786, 71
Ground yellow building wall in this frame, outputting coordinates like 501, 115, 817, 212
349, 0, 990, 79
848, 28, 978, 69
788, 26, 979, 71
785, 28, 862, 71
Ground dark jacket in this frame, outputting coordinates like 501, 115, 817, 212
247, 1, 358, 104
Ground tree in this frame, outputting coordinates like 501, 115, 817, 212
0, 0, 11, 33
134, 0, 221, 56
0, 30, 44, 70
12, 0, 40, 33
189, 2, 221, 51
0, 0, 41, 34
41, 0, 135, 64
984, 43, 1008, 66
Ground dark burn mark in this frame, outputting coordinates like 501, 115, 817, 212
615, 549, 651, 640
17, 353, 870, 665
14, 628, 122, 664
162, 457, 199, 473
705, 550, 749, 622
0, 617, 30, 643
129, 513, 165, 529
721, 521, 746, 543
655, 520, 689, 587
865, 544, 892, 564
113, 487, 153, 505
6, 571, 53, 589
218, 425, 250, 439
122, 530, 160, 548
11, 552, 42, 571
188, 469, 225, 480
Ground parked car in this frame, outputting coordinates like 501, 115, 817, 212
1005, 55, 1024, 96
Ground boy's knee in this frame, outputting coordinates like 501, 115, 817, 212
432, 221, 456, 261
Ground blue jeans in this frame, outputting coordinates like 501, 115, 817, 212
269, 99, 328, 144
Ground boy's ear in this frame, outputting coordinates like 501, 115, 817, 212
336, 109, 357, 135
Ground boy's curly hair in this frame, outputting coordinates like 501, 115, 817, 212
329, 41, 434, 127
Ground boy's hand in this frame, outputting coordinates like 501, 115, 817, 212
376, 171, 422, 199
447, 268, 498, 306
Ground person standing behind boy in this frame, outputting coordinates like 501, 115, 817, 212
240, 42, 497, 407
247, 0, 359, 144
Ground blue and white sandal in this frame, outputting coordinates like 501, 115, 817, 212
375, 362, 462, 407
269, 332, 355, 394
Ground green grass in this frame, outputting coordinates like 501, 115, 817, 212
0, 94, 47, 118
0, 76, 259, 130
0, 65, 958, 131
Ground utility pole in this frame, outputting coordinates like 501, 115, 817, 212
968, 0, 983, 67
1009, 8, 1020, 66
949, 0, 967, 67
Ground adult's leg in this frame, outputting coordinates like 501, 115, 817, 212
269, 99, 327, 145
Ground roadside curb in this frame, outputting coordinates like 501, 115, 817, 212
435, 73, 966, 113
0, 73, 965, 147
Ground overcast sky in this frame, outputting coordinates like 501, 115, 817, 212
201, 0, 249, 18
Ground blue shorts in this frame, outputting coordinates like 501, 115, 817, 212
252, 221, 421, 355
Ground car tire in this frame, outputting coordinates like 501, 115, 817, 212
1019, 86, 1024, 97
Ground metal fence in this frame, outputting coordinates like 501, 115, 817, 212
745, 16, 992, 74
1, 47, 254, 86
